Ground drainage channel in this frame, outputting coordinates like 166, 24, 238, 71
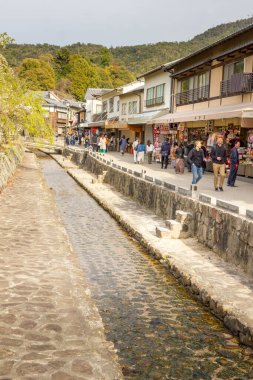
39, 155, 253, 380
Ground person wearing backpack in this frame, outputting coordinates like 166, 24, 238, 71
187, 140, 205, 184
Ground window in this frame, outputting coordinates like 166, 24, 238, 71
146, 84, 165, 106
156, 84, 165, 100
109, 98, 114, 113
102, 101, 107, 113
176, 71, 210, 105
128, 101, 138, 114
117, 100, 120, 112
122, 103, 127, 115
224, 60, 244, 81
96, 104, 102, 114
58, 112, 67, 119
178, 72, 209, 93
146, 87, 155, 101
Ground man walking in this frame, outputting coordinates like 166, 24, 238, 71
146, 140, 154, 164
227, 141, 240, 187
187, 141, 204, 185
161, 138, 170, 169
210, 136, 227, 191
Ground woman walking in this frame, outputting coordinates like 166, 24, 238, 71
187, 141, 205, 185
170, 142, 178, 169
175, 143, 185, 174
137, 140, 146, 164
99, 134, 107, 153
119, 135, 128, 156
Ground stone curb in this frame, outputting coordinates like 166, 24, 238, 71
52, 155, 253, 348
217, 200, 239, 214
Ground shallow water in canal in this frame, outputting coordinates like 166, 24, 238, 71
40, 157, 253, 380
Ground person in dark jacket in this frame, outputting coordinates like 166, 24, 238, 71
227, 141, 240, 187
210, 136, 227, 191
186, 142, 194, 172
187, 141, 205, 184
160, 138, 171, 169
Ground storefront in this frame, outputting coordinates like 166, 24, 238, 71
152, 123, 178, 161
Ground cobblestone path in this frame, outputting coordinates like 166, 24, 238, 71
0, 153, 122, 380
40, 156, 253, 380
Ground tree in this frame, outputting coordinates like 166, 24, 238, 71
18, 58, 56, 90
0, 53, 53, 144
100, 47, 112, 67
106, 64, 135, 87
54, 47, 70, 79
67, 55, 100, 100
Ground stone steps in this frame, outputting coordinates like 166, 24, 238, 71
156, 211, 193, 239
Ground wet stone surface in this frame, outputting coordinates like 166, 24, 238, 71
40, 157, 253, 380
0, 153, 122, 379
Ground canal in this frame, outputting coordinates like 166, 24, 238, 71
40, 156, 253, 380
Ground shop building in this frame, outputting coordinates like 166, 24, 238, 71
136, 61, 178, 154
155, 24, 253, 176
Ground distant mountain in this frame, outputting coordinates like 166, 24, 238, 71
2, 16, 253, 75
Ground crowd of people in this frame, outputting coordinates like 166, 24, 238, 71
124, 136, 241, 191
65, 131, 241, 191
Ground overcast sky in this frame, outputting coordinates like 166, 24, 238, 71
1, 0, 252, 47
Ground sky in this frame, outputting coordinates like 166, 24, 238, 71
0, 0, 252, 47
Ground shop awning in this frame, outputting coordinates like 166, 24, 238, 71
150, 102, 253, 124
128, 109, 170, 125
88, 121, 106, 128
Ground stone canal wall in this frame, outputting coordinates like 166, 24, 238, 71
0, 142, 24, 192
64, 149, 253, 278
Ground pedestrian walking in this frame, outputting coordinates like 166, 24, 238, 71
186, 141, 194, 172
170, 142, 178, 169
187, 141, 205, 184
210, 136, 227, 191
137, 140, 146, 164
227, 141, 240, 187
91, 133, 98, 151
119, 135, 128, 155
99, 134, 107, 153
132, 137, 139, 163
146, 140, 154, 164
161, 138, 170, 169
175, 143, 185, 174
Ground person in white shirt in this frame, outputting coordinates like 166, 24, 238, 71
146, 140, 154, 164
132, 137, 139, 163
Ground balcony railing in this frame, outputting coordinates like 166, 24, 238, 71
176, 85, 209, 106
220, 73, 253, 97
92, 111, 107, 122
145, 96, 164, 107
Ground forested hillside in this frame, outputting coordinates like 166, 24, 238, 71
1, 16, 252, 100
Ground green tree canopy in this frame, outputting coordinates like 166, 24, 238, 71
0, 52, 53, 144
54, 47, 70, 79
67, 55, 100, 100
100, 47, 112, 67
18, 57, 56, 90
106, 64, 135, 87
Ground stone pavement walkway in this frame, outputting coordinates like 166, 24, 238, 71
52, 153, 253, 349
0, 152, 123, 380
103, 151, 253, 216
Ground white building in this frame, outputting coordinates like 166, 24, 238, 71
136, 61, 177, 143
84, 88, 112, 131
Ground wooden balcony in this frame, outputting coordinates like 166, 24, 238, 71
220, 73, 253, 97
176, 85, 209, 106
145, 96, 164, 107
